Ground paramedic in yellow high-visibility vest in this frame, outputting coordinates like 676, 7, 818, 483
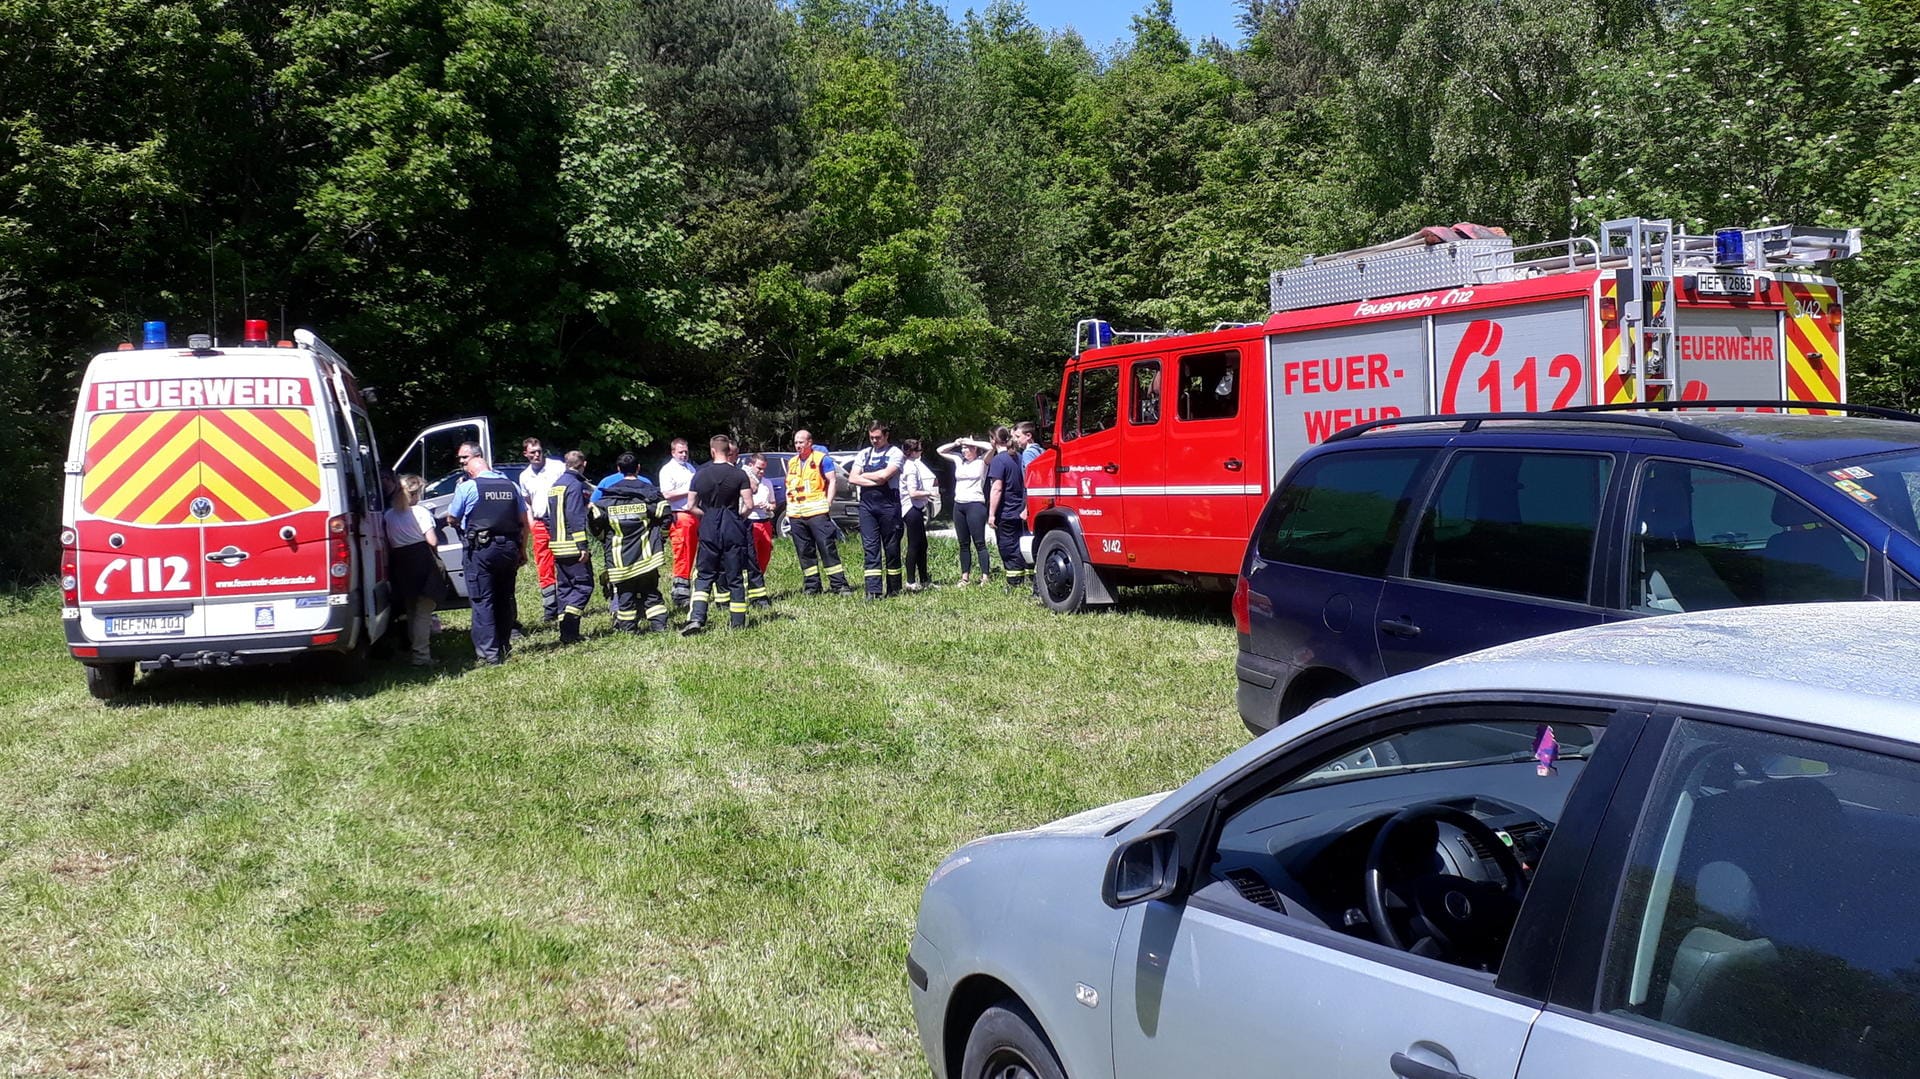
785, 430, 853, 595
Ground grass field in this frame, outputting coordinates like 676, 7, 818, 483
0, 539, 1244, 1077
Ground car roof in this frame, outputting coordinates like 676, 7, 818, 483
1320, 604, 1920, 743
1328, 410, 1920, 467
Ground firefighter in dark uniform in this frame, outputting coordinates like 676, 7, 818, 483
590, 458, 673, 633
683, 434, 755, 635
848, 421, 905, 597
443, 444, 531, 665
543, 450, 595, 644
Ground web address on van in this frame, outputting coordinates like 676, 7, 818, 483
216, 575, 318, 589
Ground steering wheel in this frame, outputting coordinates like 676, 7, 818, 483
1363, 802, 1529, 969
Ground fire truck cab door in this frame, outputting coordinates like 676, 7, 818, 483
1119, 357, 1167, 552
1055, 363, 1126, 560
1161, 345, 1253, 572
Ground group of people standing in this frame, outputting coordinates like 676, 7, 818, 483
386, 421, 1047, 666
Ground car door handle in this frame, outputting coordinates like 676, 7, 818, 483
1378, 617, 1421, 638
1390, 1052, 1472, 1079
1223, 457, 1243, 471
1102, 462, 1118, 474
205, 546, 250, 565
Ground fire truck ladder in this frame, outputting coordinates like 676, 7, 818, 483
1602, 217, 1677, 404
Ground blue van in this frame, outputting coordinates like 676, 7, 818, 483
1235, 404, 1920, 734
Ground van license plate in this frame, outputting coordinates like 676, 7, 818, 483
1695, 273, 1756, 296
105, 613, 187, 637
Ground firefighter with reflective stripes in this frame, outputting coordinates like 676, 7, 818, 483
589, 456, 673, 633
542, 450, 595, 644
848, 421, 905, 598
683, 434, 755, 634
785, 430, 854, 595
445, 444, 531, 665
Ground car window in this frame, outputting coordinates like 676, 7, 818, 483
1628, 460, 1867, 613
1408, 450, 1612, 604
1063, 365, 1120, 442
1177, 349, 1238, 421
1130, 360, 1162, 425
1598, 719, 1920, 1079
1822, 449, 1920, 540
1205, 705, 1612, 974
1257, 450, 1434, 576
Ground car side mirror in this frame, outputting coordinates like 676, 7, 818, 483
1033, 390, 1057, 442
1103, 829, 1180, 908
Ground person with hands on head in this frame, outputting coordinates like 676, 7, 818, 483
848, 421, 905, 598
938, 435, 994, 586
444, 442, 532, 665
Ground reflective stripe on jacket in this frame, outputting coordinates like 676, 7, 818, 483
543, 471, 593, 557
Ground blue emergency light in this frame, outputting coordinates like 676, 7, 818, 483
1714, 228, 1747, 267
141, 320, 168, 349
1092, 320, 1115, 348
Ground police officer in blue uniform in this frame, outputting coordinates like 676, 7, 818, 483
542, 450, 595, 645
444, 443, 532, 664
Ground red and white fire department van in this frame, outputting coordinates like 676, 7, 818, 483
58, 320, 485, 698
1025, 217, 1862, 611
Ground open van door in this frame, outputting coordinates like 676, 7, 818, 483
390, 417, 491, 604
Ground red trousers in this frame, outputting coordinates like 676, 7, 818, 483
751, 519, 774, 573
530, 519, 555, 590
671, 510, 699, 580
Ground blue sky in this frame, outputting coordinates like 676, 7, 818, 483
938, 1, 1248, 50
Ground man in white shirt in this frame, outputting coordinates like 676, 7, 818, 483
516, 437, 567, 622
658, 437, 699, 606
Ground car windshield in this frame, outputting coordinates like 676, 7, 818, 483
1284, 721, 1599, 792
1814, 449, 1920, 539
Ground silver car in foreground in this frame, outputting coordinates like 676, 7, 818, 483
910, 604, 1920, 1079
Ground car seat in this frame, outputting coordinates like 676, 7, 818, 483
1762, 495, 1863, 602
1636, 467, 1739, 612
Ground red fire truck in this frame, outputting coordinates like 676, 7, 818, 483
1025, 217, 1861, 612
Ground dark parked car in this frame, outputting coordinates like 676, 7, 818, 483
1235, 403, 1920, 734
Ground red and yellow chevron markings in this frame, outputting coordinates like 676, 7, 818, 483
1781, 282, 1842, 414
82, 408, 321, 524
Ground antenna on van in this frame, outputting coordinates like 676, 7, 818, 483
207, 237, 219, 347
239, 260, 249, 327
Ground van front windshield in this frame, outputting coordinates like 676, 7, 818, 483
1818, 450, 1920, 540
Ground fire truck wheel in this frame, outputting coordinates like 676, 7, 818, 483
84, 662, 134, 701
1035, 531, 1088, 614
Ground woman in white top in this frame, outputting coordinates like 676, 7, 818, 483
938, 436, 994, 585
383, 473, 449, 666
898, 439, 939, 590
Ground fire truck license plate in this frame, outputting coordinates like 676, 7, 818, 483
1695, 272, 1756, 296
105, 613, 187, 637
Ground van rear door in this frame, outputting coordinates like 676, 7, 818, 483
196, 401, 333, 637
74, 407, 210, 639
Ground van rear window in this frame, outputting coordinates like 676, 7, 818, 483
81, 407, 322, 524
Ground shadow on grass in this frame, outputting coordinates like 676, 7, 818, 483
1109, 586, 1234, 625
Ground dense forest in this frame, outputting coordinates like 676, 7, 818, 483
3, 0, 1917, 583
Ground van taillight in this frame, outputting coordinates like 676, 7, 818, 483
1232, 575, 1251, 636
329, 515, 351, 593
60, 528, 79, 606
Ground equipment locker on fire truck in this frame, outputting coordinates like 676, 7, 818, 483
1025, 216, 1862, 613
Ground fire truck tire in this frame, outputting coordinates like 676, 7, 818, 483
1035, 531, 1089, 614
84, 662, 134, 700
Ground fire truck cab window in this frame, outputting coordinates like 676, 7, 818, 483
1131, 361, 1162, 425
1065, 365, 1119, 441
1178, 350, 1239, 421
